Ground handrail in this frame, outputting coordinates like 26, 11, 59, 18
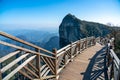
0, 31, 97, 80
106, 38, 120, 80
54, 36, 96, 79
0, 31, 56, 80
57, 37, 91, 55
0, 31, 55, 55
93, 36, 120, 80
0, 40, 55, 59
110, 49, 119, 67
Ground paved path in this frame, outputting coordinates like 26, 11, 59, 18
59, 43, 108, 80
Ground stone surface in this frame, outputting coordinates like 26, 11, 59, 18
59, 14, 111, 48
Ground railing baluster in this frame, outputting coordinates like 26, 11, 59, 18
35, 49, 41, 78
93, 37, 95, 45
118, 63, 120, 80
64, 50, 67, 65
93, 37, 96, 45
0, 71, 2, 80
86, 37, 88, 49
79, 40, 81, 53
77, 42, 79, 55
70, 42, 73, 62
53, 48, 58, 80
110, 59, 114, 80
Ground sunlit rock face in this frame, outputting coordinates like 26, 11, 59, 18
59, 14, 111, 48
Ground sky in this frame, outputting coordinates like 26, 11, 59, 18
0, 0, 120, 30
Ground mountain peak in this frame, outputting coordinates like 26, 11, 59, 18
59, 14, 111, 48
61, 13, 80, 25
65, 13, 74, 17
63, 13, 76, 20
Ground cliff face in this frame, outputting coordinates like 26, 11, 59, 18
59, 14, 111, 48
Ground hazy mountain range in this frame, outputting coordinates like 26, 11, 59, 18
0, 29, 59, 57
1, 14, 120, 58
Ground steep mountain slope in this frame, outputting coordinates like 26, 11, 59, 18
44, 36, 59, 51
59, 14, 111, 48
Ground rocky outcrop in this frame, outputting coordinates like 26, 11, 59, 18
59, 14, 111, 48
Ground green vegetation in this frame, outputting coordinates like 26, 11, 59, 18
110, 27, 120, 59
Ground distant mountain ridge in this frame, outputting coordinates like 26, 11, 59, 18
59, 14, 111, 48
0, 30, 59, 57
0, 30, 58, 42
44, 36, 59, 51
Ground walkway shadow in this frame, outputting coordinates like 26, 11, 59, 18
81, 46, 108, 80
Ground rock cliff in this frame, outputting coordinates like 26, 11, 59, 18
59, 14, 111, 48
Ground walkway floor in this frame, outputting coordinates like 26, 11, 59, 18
59, 43, 108, 80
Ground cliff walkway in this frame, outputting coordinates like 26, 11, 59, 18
59, 43, 108, 80
0, 31, 120, 80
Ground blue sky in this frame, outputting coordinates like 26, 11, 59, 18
0, 0, 120, 30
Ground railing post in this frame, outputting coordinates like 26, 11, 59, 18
106, 44, 109, 67
106, 43, 111, 80
70, 42, 73, 62
53, 48, 58, 80
79, 39, 81, 54
110, 59, 114, 80
0, 70, 2, 80
82, 40, 85, 50
85, 37, 88, 49
93, 37, 96, 45
91, 37, 94, 46
118, 62, 120, 80
35, 49, 41, 79
83, 39, 86, 50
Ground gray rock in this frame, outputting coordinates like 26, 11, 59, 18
59, 14, 111, 48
